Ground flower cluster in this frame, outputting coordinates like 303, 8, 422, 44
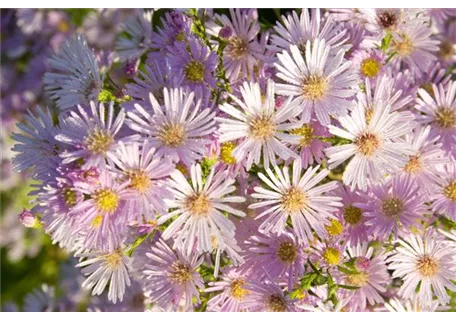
8, 8, 456, 312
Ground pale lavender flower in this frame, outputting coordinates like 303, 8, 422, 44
76, 249, 131, 304
415, 81, 456, 157
56, 101, 126, 169
275, 39, 358, 125
142, 239, 204, 311
359, 175, 425, 240
216, 80, 301, 170
342, 243, 390, 310
205, 268, 249, 312
242, 279, 299, 312
158, 163, 245, 257
387, 231, 456, 307
116, 10, 153, 61
325, 102, 415, 191
249, 159, 341, 246
429, 161, 456, 220
108, 140, 175, 221
127, 88, 215, 166
351, 49, 385, 81
150, 11, 191, 51
269, 9, 348, 55
167, 38, 217, 90
243, 230, 305, 290
44, 34, 102, 110
384, 297, 440, 312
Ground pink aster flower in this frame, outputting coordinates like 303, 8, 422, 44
108, 140, 175, 221
242, 279, 299, 312
325, 101, 415, 191
275, 39, 358, 126
216, 80, 301, 170
387, 231, 456, 307
269, 9, 348, 55
415, 81, 456, 157
359, 175, 425, 240
126, 88, 216, 166
158, 163, 246, 258
429, 161, 456, 220
351, 49, 385, 81
56, 101, 126, 169
142, 239, 204, 311
249, 158, 341, 246
242, 230, 305, 290
341, 243, 390, 311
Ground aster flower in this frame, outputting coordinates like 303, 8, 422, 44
389, 20, 439, 76
69, 168, 131, 251
341, 243, 390, 311
11, 106, 62, 180
142, 239, 204, 311
167, 38, 217, 91
358, 9, 425, 37
56, 101, 126, 169
429, 161, 456, 220
242, 230, 305, 289
127, 88, 216, 166
387, 231, 456, 307
288, 119, 331, 169
269, 9, 348, 55
249, 158, 341, 245
435, 20, 456, 67
116, 9, 153, 61
415, 81, 456, 157
76, 249, 131, 304
275, 39, 358, 125
359, 175, 425, 240
384, 297, 440, 312
331, 186, 369, 246
150, 10, 191, 51
206, 9, 268, 82
242, 279, 299, 312
216, 80, 301, 170
44, 34, 102, 110
400, 126, 448, 193
205, 268, 249, 312
158, 163, 246, 256
325, 101, 415, 191
351, 49, 385, 81
108, 140, 175, 221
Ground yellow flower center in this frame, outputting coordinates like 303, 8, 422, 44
394, 35, 414, 57
443, 180, 456, 202
417, 255, 439, 277
220, 142, 237, 165
227, 37, 249, 60
159, 123, 186, 147
230, 279, 248, 300
435, 107, 456, 129
91, 215, 103, 228
92, 188, 120, 214
438, 40, 455, 61
346, 272, 369, 287
57, 21, 69, 33
276, 241, 298, 264
249, 115, 276, 140
361, 58, 381, 78
322, 247, 341, 265
302, 75, 328, 100
168, 261, 192, 285
325, 219, 344, 236
344, 205, 363, 225
281, 187, 307, 213
105, 251, 123, 269
175, 31, 186, 42
86, 129, 113, 155
185, 60, 205, 83
355, 132, 381, 156
63, 188, 78, 207
186, 193, 212, 216
128, 170, 150, 193
381, 197, 404, 218
404, 155, 422, 174
267, 295, 287, 312
290, 124, 314, 147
